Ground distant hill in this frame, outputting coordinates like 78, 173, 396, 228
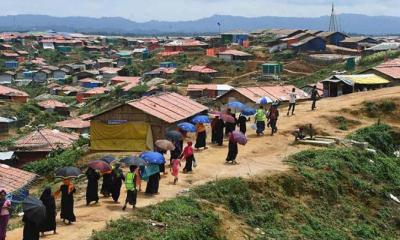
0, 14, 399, 35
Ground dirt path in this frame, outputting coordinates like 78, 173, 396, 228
7, 87, 400, 240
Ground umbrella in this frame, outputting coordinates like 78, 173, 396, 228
220, 113, 236, 123
155, 139, 175, 151
231, 131, 248, 145
258, 96, 273, 105
192, 115, 210, 124
100, 155, 116, 164
177, 122, 196, 133
241, 108, 256, 116
120, 156, 147, 166
88, 160, 112, 172
22, 196, 46, 225
55, 167, 82, 179
166, 130, 183, 141
140, 151, 166, 165
227, 101, 246, 110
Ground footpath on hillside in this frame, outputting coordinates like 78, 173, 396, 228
7, 87, 400, 240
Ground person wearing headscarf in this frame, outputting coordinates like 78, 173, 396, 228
214, 116, 225, 146
156, 148, 167, 175
122, 165, 137, 211
211, 116, 218, 144
0, 189, 11, 240
195, 123, 207, 150
22, 213, 40, 240
85, 167, 100, 206
111, 163, 125, 202
255, 106, 266, 136
224, 108, 237, 136
145, 164, 161, 195
170, 140, 182, 164
268, 103, 280, 136
237, 113, 247, 134
226, 133, 238, 164
55, 179, 76, 224
39, 187, 56, 236
181, 141, 195, 173
101, 171, 113, 198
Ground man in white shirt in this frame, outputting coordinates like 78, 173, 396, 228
287, 88, 297, 116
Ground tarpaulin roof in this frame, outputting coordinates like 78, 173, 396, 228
127, 92, 208, 124
111, 76, 141, 85
0, 164, 37, 193
372, 58, 400, 80
184, 65, 218, 74
14, 129, 79, 152
218, 50, 252, 57
56, 118, 90, 129
164, 39, 208, 47
85, 87, 110, 95
322, 74, 390, 85
37, 99, 68, 109
0, 85, 29, 97
187, 84, 233, 91
221, 85, 309, 103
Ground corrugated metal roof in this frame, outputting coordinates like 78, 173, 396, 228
184, 65, 218, 74
228, 85, 309, 103
56, 118, 90, 129
128, 92, 208, 124
187, 84, 232, 91
37, 99, 68, 109
322, 74, 390, 85
0, 85, 28, 97
218, 50, 252, 57
0, 164, 36, 193
372, 58, 400, 79
14, 129, 79, 152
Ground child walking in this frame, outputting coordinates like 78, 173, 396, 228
170, 158, 181, 184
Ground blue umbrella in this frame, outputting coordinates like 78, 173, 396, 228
177, 122, 196, 133
192, 115, 210, 124
101, 155, 116, 164
227, 101, 246, 110
120, 156, 147, 166
140, 151, 166, 165
258, 96, 273, 105
166, 130, 183, 141
241, 108, 256, 116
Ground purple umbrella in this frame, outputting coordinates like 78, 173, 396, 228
155, 139, 175, 151
231, 131, 247, 145
88, 160, 112, 173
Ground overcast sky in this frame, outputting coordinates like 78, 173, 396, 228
1, 0, 398, 21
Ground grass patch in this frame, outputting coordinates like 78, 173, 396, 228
330, 116, 361, 131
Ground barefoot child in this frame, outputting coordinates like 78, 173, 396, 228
170, 158, 181, 184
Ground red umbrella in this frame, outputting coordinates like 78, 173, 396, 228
155, 139, 175, 151
231, 131, 247, 145
88, 160, 112, 173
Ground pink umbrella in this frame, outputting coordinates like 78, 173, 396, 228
231, 131, 247, 145
88, 160, 112, 173
155, 139, 175, 151
212, 111, 236, 123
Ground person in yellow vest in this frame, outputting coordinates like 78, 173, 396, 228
122, 165, 137, 211
255, 106, 266, 136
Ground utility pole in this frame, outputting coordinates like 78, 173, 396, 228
328, 3, 340, 32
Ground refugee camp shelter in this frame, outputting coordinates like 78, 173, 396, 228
37, 99, 70, 116
56, 117, 90, 133
340, 37, 378, 49
291, 36, 326, 52
221, 31, 249, 45
321, 74, 390, 97
217, 50, 252, 62
317, 32, 347, 45
183, 65, 218, 80
362, 58, 400, 85
186, 84, 233, 99
89, 92, 208, 152
0, 163, 36, 199
0, 85, 28, 102
13, 128, 79, 165
0, 151, 16, 166
0, 116, 17, 134
79, 78, 103, 88
0, 71, 15, 84
216, 85, 309, 107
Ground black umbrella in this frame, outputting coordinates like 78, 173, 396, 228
120, 156, 147, 166
166, 130, 183, 141
22, 196, 46, 225
55, 166, 82, 179
101, 155, 116, 164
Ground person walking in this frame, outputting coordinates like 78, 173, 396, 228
211, 116, 218, 144
85, 167, 100, 205
268, 103, 280, 136
101, 171, 113, 198
226, 133, 238, 164
287, 88, 297, 116
170, 158, 181, 184
237, 113, 247, 134
255, 106, 266, 136
122, 165, 137, 211
181, 141, 195, 173
145, 165, 160, 195
22, 214, 40, 240
39, 187, 57, 236
0, 189, 11, 240
111, 164, 125, 202
195, 123, 207, 151
56, 179, 76, 224
214, 116, 225, 146
224, 108, 237, 136
311, 85, 320, 111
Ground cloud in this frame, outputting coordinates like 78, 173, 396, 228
0, 0, 398, 21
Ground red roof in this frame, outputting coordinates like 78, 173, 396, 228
158, 51, 182, 56
184, 65, 218, 74
111, 76, 141, 85
127, 92, 208, 124
165, 39, 208, 47
79, 78, 103, 84
0, 164, 37, 193
56, 118, 90, 129
85, 87, 109, 95
37, 99, 68, 109
226, 85, 309, 102
0, 85, 29, 97
99, 67, 121, 73
373, 58, 400, 80
147, 67, 176, 75
14, 129, 79, 152
2, 52, 19, 57
218, 50, 252, 57
78, 114, 94, 120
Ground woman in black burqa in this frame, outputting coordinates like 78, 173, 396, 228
39, 187, 56, 236
85, 167, 100, 205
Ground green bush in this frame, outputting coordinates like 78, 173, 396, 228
359, 50, 400, 67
